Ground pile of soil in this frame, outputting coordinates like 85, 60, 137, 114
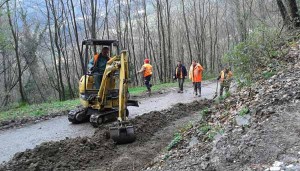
0, 100, 212, 171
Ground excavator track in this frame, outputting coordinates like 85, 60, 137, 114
89, 110, 119, 127
68, 107, 88, 124
89, 114, 103, 127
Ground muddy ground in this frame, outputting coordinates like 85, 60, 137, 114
0, 100, 212, 171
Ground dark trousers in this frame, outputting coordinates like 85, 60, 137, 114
144, 75, 152, 91
178, 78, 184, 91
220, 82, 230, 96
193, 82, 201, 95
94, 74, 103, 89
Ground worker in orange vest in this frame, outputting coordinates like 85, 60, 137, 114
138, 58, 153, 95
88, 47, 110, 89
189, 60, 204, 97
217, 66, 233, 96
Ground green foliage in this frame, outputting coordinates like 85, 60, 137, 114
223, 26, 281, 88
199, 124, 211, 134
128, 82, 179, 95
180, 122, 193, 133
163, 154, 170, 160
262, 71, 275, 79
206, 125, 224, 141
207, 131, 217, 140
202, 72, 217, 81
0, 99, 80, 122
167, 133, 182, 151
200, 107, 209, 117
216, 91, 231, 102
239, 107, 250, 116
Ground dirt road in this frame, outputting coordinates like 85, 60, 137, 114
0, 81, 216, 163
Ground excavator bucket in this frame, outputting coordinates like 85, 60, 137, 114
109, 125, 136, 144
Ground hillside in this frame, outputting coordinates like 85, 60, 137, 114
144, 40, 300, 171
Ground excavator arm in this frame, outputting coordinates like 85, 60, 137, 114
108, 50, 136, 144
68, 39, 138, 144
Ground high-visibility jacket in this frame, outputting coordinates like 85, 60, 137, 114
219, 70, 233, 83
174, 65, 187, 79
189, 63, 204, 82
143, 63, 152, 77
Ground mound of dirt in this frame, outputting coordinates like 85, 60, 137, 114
0, 100, 212, 171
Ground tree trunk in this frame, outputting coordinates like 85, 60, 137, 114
276, 0, 291, 28
6, 1, 27, 103
181, 0, 193, 64
287, 0, 300, 27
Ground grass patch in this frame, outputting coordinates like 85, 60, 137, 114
262, 71, 276, 79
205, 125, 224, 141
0, 99, 80, 122
239, 107, 250, 116
179, 122, 193, 133
163, 154, 170, 160
215, 91, 231, 103
202, 72, 217, 81
129, 75, 214, 95
199, 123, 211, 134
129, 82, 179, 95
200, 107, 209, 117
167, 132, 182, 151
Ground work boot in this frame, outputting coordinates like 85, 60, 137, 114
147, 89, 151, 96
177, 90, 181, 93
198, 94, 201, 97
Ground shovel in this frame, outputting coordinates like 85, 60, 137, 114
213, 80, 219, 99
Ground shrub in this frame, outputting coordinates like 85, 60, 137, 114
223, 26, 282, 88
167, 133, 182, 151
239, 107, 250, 116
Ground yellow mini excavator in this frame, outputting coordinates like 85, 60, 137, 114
68, 39, 139, 144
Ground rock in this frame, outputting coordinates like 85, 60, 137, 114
235, 114, 251, 126
272, 161, 284, 167
269, 166, 281, 171
286, 164, 294, 168
188, 136, 199, 148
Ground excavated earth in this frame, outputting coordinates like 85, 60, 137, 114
0, 100, 212, 170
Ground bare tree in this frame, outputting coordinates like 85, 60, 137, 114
6, 0, 27, 103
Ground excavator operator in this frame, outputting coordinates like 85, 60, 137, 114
88, 47, 110, 89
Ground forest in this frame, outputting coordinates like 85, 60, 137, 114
0, 0, 299, 106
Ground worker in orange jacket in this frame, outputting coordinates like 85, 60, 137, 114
217, 67, 233, 96
88, 47, 110, 89
138, 58, 153, 95
189, 60, 204, 97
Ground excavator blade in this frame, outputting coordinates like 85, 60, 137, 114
109, 125, 136, 144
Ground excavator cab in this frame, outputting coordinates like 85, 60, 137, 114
68, 39, 139, 144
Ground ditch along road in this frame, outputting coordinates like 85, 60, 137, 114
0, 81, 217, 164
